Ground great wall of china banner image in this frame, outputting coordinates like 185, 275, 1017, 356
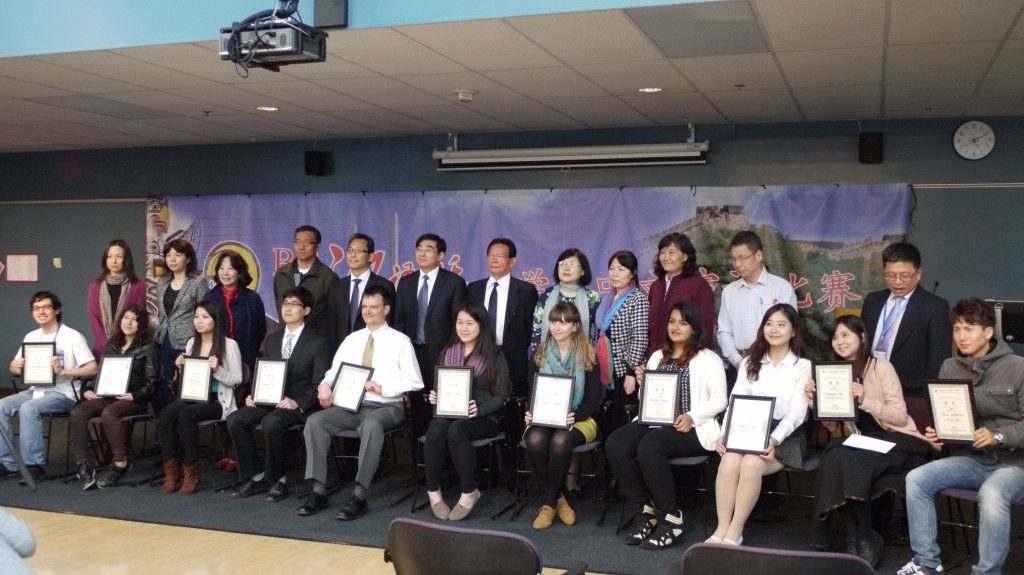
145, 184, 909, 356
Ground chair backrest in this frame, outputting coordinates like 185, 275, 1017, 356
386, 517, 542, 575
680, 543, 874, 575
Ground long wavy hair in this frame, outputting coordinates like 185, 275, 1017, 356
441, 302, 503, 393
109, 304, 154, 348
745, 303, 805, 381
829, 314, 873, 379
533, 302, 596, 371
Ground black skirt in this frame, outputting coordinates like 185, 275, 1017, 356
812, 429, 933, 518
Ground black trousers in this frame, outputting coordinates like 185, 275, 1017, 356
226, 405, 305, 483
524, 425, 586, 508
606, 421, 705, 516
423, 416, 500, 493
158, 399, 223, 465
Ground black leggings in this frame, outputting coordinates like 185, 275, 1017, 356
606, 422, 705, 516
524, 425, 586, 507
423, 416, 500, 494
158, 399, 223, 465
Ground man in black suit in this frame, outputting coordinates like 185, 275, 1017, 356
226, 287, 331, 502
468, 238, 539, 397
862, 242, 952, 399
325, 233, 395, 350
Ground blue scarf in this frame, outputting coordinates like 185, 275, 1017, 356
542, 342, 585, 411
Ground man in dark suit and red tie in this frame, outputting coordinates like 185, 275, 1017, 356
325, 233, 395, 350
468, 238, 539, 398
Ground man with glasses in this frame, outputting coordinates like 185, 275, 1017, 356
468, 238, 538, 397
861, 242, 950, 398
273, 225, 338, 338
717, 231, 798, 371
3, 291, 97, 483
325, 233, 395, 349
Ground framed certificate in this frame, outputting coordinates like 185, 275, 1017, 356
814, 361, 856, 420
331, 362, 373, 412
638, 370, 680, 426
179, 356, 213, 402
21, 342, 56, 386
95, 355, 134, 397
723, 395, 776, 454
434, 366, 472, 418
529, 373, 574, 429
926, 380, 977, 444
252, 358, 289, 406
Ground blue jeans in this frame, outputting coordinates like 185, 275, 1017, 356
0, 390, 76, 469
906, 456, 1024, 575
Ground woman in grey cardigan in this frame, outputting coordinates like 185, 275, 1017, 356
154, 239, 208, 413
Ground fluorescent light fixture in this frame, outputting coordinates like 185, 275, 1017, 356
256, 106, 279, 112
637, 87, 663, 93
432, 142, 709, 171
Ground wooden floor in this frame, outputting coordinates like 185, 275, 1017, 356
8, 508, 590, 574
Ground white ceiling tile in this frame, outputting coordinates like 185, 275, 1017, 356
260, 110, 392, 138
777, 47, 883, 87
0, 98, 126, 124
620, 92, 727, 124
391, 104, 518, 133
201, 114, 326, 140
883, 107, 963, 119
35, 51, 215, 90
754, 0, 886, 51
968, 78, 1024, 114
394, 72, 527, 103
0, 77, 72, 99
327, 108, 439, 136
1014, 16, 1024, 38
236, 79, 378, 111
110, 43, 285, 85
887, 42, 1000, 84
397, 20, 561, 71
99, 91, 237, 117
672, 53, 786, 92
885, 82, 975, 112
541, 97, 655, 128
69, 119, 221, 144
793, 85, 881, 118
626, 1, 768, 58
988, 39, 1024, 78
703, 88, 802, 123
310, 76, 448, 109
0, 58, 144, 94
483, 67, 608, 100
324, 28, 466, 76
508, 10, 662, 65
574, 60, 695, 96
278, 55, 379, 80
459, 99, 586, 131
168, 84, 300, 114
142, 117, 265, 140
889, 0, 1023, 45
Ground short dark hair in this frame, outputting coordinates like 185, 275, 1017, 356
162, 239, 198, 276
952, 298, 996, 329
608, 250, 639, 287
416, 233, 446, 254
294, 225, 322, 244
349, 233, 375, 254
97, 239, 139, 283
487, 238, 517, 258
212, 250, 252, 288
552, 248, 592, 287
30, 291, 62, 322
882, 242, 921, 268
653, 233, 699, 278
363, 284, 392, 307
729, 230, 763, 254
281, 286, 314, 309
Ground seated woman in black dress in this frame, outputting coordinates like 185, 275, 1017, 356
606, 301, 727, 549
524, 302, 604, 530
424, 302, 510, 521
807, 315, 937, 565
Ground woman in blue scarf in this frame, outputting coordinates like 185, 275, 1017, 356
595, 251, 649, 426
524, 302, 604, 530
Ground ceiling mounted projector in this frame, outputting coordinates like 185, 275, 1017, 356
220, 0, 328, 72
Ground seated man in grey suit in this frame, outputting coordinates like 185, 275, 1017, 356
298, 284, 423, 520
227, 287, 331, 502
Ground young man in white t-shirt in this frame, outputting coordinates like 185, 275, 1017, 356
3, 291, 96, 482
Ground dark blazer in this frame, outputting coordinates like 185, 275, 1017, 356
468, 276, 539, 397
395, 268, 468, 388
205, 286, 267, 371
262, 326, 331, 416
862, 287, 952, 392
324, 272, 395, 350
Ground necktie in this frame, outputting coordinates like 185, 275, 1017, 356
874, 296, 905, 354
488, 281, 499, 334
283, 333, 294, 359
362, 333, 374, 367
416, 274, 429, 344
349, 278, 362, 331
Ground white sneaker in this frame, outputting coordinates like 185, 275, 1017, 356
896, 558, 944, 575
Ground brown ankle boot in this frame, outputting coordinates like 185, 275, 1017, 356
161, 457, 180, 493
179, 464, 200, 494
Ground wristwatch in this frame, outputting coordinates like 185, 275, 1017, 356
994, 431, 1006, 445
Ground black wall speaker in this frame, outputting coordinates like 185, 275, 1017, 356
304, 150, 331, 176
859, 132, 883, 164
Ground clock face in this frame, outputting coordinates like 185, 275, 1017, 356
953, 121, 995, 160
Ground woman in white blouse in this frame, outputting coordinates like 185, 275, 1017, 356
709, 303, 811, 546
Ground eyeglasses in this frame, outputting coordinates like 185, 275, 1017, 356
487, 253, 510, 261
730, 251, 757, 264
415, 246, 437, 254
281, 301, 306, 309
884, 271, 918, 282
347, 248, 369, 255
31, 304, 54, 312
558, 261, 581, 270
293, 240, 318, 247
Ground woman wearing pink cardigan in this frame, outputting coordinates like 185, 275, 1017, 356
87, 239, 147, 357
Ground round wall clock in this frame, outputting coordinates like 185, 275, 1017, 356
953, 120, 995, 160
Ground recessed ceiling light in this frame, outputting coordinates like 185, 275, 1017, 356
256, 106, 279, 112
637, 87, 663, 93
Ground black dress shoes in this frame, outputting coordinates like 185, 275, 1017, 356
336, 496, 368, 521
19, 464, 46, 485
231, 478, 271, 498
297, 492, 329, 516
265, 479, 289, 502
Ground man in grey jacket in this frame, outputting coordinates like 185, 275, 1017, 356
899, 298, 1024, 575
